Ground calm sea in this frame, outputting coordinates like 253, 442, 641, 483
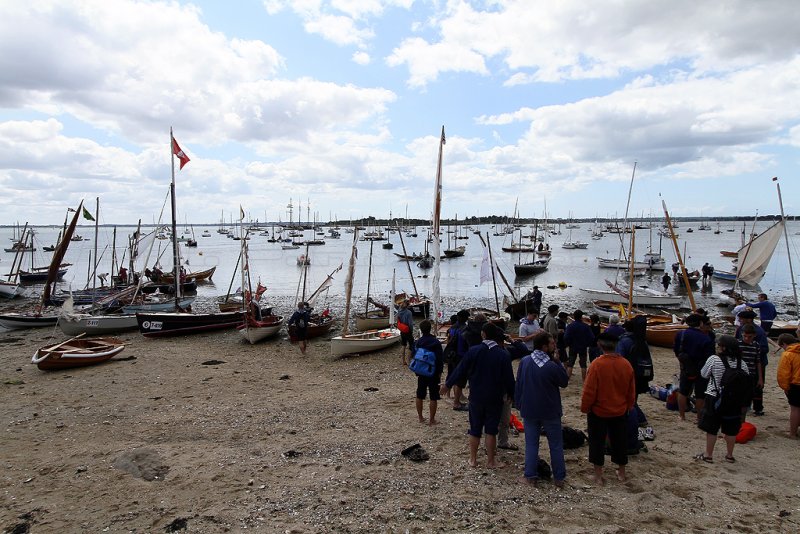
2, 220, 798, 319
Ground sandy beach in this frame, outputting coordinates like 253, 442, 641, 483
1, 325, 799, 533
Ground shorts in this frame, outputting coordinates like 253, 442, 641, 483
400, 331, 414, 348
467, 401, 503, 437
293, 327, 307, 341
698, 395, 742, 437
679, 369, 708, 399
416, 374, 442, 401
567, 347, 588, 369
448, 354, 468, 389
787, 384, 800, 408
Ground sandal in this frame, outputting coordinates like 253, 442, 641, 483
725, 456, 736, 463
693, 453, 713, 463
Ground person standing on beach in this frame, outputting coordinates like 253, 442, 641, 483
414, 319, 444, 426
556, 311, 569, 363
674, 314, 714, 422
543, 304, 560, 340
580, 333, 636, 485
519, 310, 542, 352
735, 310, 769, 415
776, 334, 800, 438
442, 323, 515, 469
452, 313, 487, 411
445, 310, 470, 406
604, 315, 625, 339
287, 301, 311, 354
515, 331, 569, 487
746, 293, 777, 335
695, 336, 749, 464
738, 324, 763, 421
397, 300, 415, 365
661, 271, 671, 291
564, 310, 593, 382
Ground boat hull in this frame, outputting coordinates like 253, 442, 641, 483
0, 282, 24, 299
0, 313, 59, 330
330, 328, 401, 356
136, 311, 245, 338
288, 316, 335, 342
237, 316, 284, 344
580, 288, 683, 307
355, 314, 390, 331
58, 313, 139, 336
32, 337, 126, 370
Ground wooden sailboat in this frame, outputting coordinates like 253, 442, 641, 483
331, 230, 400, 356
514, 226, 549, 276
712, 217, 784, 286
355, 240, 391, 330
0, 203, 84, 329
237, 227, 284, 344
287, 262, 339, 342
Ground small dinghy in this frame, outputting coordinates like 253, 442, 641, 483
32, 336, 126, 371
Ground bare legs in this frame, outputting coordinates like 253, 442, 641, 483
678, 394, 703, 423
790, 405, 800, 438
467, 434, 504, 468
416, 398, 439, 425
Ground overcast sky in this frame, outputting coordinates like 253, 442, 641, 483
1, 0, 799, 226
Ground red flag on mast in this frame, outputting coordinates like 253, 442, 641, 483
172, 136, 190, 169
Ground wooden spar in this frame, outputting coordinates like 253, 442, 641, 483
92, 197, 99, 294
395, 228, 420, 298
477, 232, 517, 303
169, 127, 181, 308
661, 198, 696, 311
306, 264, 343, 304
301, 242, 310, 302
40, 201, 83, 310
365, 239, 374, 314
774, 177, 799, 311
485, 232, 501, 315
627, 229, 635, 315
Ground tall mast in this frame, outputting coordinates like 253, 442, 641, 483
430, 126, 445, 324
169, 127, 181, 306
662, 198, 696, 311
774, 177, 799, 311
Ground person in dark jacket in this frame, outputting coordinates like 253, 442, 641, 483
414, 320, 444, 426
452, 313, 487, 411
515, 331, 569, 486
287, 301, 311, 354
442, 322, 515, 469
674, 314, 714, 422
564, 310, 594, 382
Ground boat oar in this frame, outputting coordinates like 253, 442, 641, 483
40, 332, 86, 353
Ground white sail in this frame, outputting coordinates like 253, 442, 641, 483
736, 219, 784, 286
431, 126, 445, 324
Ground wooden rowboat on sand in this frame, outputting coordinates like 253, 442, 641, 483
32, 336, 125, 370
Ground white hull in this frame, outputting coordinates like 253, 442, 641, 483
0, 282, 24, 299
597, 257, 665, 270
58, 313, 139, 335
239, 323, 283, 344
580, 288, 683, 307
355, 315, 390, 331
0, 313, 59, 329
330, 327, 401, 356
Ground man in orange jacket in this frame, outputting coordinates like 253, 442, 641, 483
776, 334, 800, 438
581, 332, 636, 485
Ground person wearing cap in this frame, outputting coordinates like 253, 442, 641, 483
735, 310, 769, 415
673, 314, 714, 422
746, 293, 777, 335
580, 332, 636, 485
604, 315, 625, 339
695, 335, 749, 463
441, 322, 515, 468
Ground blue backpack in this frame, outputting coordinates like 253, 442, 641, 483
409, 347, 437, 378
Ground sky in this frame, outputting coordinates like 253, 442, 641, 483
1, 0, 799, 226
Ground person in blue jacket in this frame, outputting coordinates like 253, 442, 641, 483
414, 319, 444, 425
441, 322, 515, 469
563, 309, 594, 382
515, 331, 569, 487
746, 293, 777, 335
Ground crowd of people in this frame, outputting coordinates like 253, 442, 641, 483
399, 291, 800, 487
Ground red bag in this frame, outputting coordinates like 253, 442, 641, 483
397, 321, 410, 334
509, 412, 524, 432
736, 421, 756, 444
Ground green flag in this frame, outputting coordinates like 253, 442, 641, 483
82, 206, 95, 221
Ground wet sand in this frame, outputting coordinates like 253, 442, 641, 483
1, 326, 799, 533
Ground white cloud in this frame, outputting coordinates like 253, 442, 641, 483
352, 51, 371, 65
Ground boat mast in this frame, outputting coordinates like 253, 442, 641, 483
92, 197, 99, 295
661, 197, 696, 311
627, 229, 635, 314
341, 229, 359, 336
365, 239, 374, 314
396, 229, 421, 298
485, 232, 501, 315
169, 127, 181, 307
774, 177, 799, 311
430, 125, 445, 325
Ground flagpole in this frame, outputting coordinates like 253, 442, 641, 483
170, 127, 181, 307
